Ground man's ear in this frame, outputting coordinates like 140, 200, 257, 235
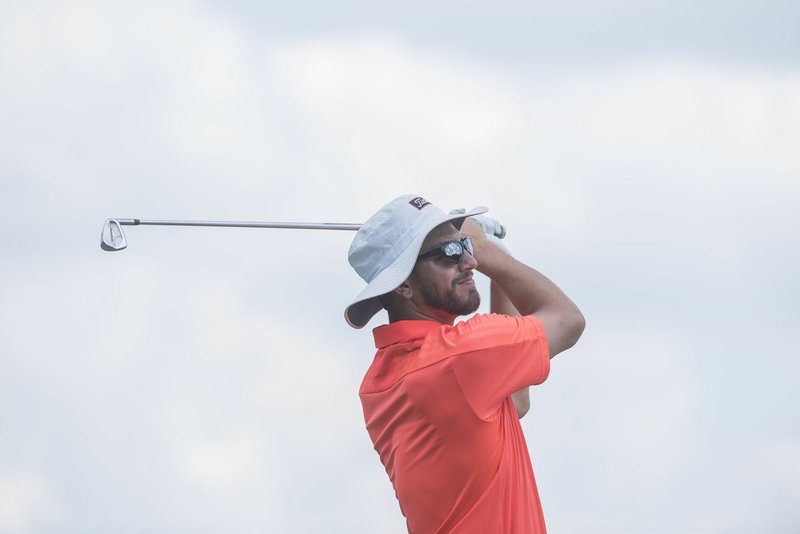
393, 280, 413, 300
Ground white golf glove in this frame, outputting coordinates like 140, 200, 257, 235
449, 210, 506, 239
450, 209, 511, 255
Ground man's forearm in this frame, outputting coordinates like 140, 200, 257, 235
479, 240, 579, 318
463, 224, 585, 357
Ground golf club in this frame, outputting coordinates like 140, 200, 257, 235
100, 217, 506, 251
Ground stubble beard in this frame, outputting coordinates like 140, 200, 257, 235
417, 276, 481, 317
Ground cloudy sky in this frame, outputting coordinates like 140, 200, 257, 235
1, 1, 799, 532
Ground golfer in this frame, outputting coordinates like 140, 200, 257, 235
345, 195, 585, 533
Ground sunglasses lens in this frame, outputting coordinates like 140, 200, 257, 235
442, 242, 463, 263
418, 238, 474, 264
442, 242, 460, 256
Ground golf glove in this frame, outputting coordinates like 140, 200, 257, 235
449, 209, 511, 255
449, 209, 506, 239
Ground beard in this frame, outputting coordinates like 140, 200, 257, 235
415, 274, 481, 317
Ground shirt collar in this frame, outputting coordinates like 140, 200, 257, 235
372, 320, 444, 348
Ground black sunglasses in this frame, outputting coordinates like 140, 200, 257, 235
418, 237, 474, 264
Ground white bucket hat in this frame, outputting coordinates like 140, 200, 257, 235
345, 195, 487, 328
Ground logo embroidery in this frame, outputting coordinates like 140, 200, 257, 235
409, 197, 431, 210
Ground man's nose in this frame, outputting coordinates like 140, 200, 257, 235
460, 250, 478, 271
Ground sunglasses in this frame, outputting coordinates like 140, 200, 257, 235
418, 237, 474, 264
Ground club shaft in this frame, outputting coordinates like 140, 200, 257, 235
113, 219, 362, 231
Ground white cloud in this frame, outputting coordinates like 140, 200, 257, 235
275, 36, 515, 151
0, 474, 56, 533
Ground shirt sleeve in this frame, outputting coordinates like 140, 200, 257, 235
445, 313, 550, 421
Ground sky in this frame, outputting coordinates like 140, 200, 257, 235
1, 0, 799, 532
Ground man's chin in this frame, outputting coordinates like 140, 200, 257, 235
422, 285, 481, 317
456, 290, 481, 316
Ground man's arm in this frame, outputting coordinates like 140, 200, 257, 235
491, 278, 531, 419
463, 219, 585, 359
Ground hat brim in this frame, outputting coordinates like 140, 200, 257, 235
344, 206, 488, 329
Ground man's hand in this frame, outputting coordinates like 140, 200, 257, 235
469, 214, 506, 240
461, 216, 517, 270
454, 210, 505, 239
459, 217, 495, 266
460, 216, 489, 243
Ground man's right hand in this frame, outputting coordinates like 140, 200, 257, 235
462, 216, 515, 265
460, 217, 491, 257
469, 215, 506, 240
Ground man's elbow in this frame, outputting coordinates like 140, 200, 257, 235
564, 309, 586, 350
515, 397, 530, 419
512, 388, 531, 419
539, 306, 586, 358
574, 309, 586, 338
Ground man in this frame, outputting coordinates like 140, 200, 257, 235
345, 195, 585, 533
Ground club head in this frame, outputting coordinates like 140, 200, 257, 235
101, 219, 127, 251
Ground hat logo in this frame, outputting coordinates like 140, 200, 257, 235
409, 197, 431, 210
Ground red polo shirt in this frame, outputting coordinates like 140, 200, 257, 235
359, 313, 550, 534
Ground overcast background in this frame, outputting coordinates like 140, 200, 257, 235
2, 1, 799, 532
